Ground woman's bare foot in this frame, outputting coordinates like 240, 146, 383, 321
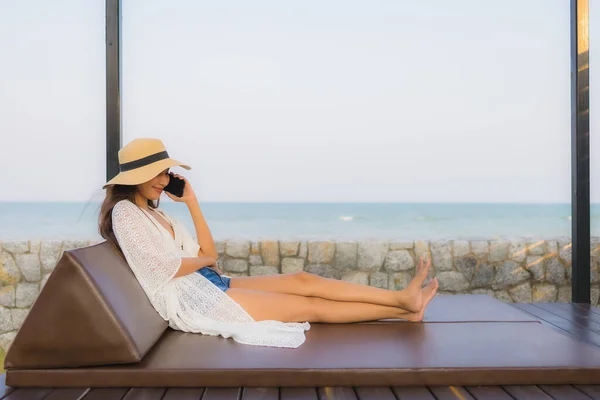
404, 277, 439, 322
395, 256, 432, 312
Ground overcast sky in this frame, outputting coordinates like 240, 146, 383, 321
1, 0, 598, 203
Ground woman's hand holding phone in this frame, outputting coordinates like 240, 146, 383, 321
164, 173, 197, 205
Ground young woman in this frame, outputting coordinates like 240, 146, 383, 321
99, 138, 439, 348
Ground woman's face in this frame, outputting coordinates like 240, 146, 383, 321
136, 169, 170, 201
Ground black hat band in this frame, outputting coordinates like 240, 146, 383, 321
119, 151, 170, 172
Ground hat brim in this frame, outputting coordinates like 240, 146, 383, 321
103, 158, 191, 189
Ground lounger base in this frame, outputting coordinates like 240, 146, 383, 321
7, 319, 600, 387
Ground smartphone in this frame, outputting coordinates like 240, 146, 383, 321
164, 173, 186, 197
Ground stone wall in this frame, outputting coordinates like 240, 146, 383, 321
0, 237, 599, 353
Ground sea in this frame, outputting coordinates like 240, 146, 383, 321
0, 202, 599, 242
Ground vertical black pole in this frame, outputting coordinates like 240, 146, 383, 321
571, 0, 591, 304
106, 0, 122, 181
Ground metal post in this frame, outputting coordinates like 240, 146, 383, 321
571, 0, 591, 304
106, 0, 122, 181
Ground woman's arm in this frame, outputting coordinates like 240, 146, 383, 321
163, 173, 218, 260
174, 256, 217, 278
185, 200, 218, 259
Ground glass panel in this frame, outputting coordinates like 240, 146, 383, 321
120, 0, 575, 303
0, 1, 105, 240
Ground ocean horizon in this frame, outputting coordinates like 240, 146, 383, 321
1, 201, 599, 242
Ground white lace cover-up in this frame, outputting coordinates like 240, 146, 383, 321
111, 199, 310, 348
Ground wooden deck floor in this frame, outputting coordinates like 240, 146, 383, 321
2, 301, 600, 400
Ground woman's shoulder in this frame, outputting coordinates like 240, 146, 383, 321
112, 199, 141, 219
113, 199, 133, 211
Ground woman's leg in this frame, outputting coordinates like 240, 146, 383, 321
229, 256, 432, 313
226, 277, 438, 323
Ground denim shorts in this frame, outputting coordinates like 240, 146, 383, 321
197, 267, 231, 292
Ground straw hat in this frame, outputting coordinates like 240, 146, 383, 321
103, 138, 190, 188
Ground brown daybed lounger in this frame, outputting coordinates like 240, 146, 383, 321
4, 242, 600, 388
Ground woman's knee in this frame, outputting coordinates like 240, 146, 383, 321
291, 271, 320, 295
292, 271, 319, 284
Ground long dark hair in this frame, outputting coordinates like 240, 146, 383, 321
98, 184, 159, 257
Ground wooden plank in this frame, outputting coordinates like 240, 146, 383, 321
4, 388, 53, 400
575, 385, 600, 400
502, 386, 553, 399
540, 302, 595, 318
201, 388, 241, 400
464, 386, 513, 399
318, 387, 357, 400
162, 388, 206, 400
512, 303, 600, 348
535, 303, 600, 334
122, 388, 167, 400
510, 303, 539, 314
538, 385, 593, 400
571, 303, 600, 317
422, 295, 538, 322
530, 303, 600, 346
553, 302, 596, 312
512, 303, 567, 327
45, 388, 90, 400
428, 387, 475, 399
391, 387, 435, 400
0, 374, 15, 400
280, 388, 318, 400
82, 388, 130, 400
512, 304, 579, 337
568, 303, 600, 322
242, 388, 279, 400
354, 387, 394, 400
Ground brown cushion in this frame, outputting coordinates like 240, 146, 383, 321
4, 241, 168, 369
